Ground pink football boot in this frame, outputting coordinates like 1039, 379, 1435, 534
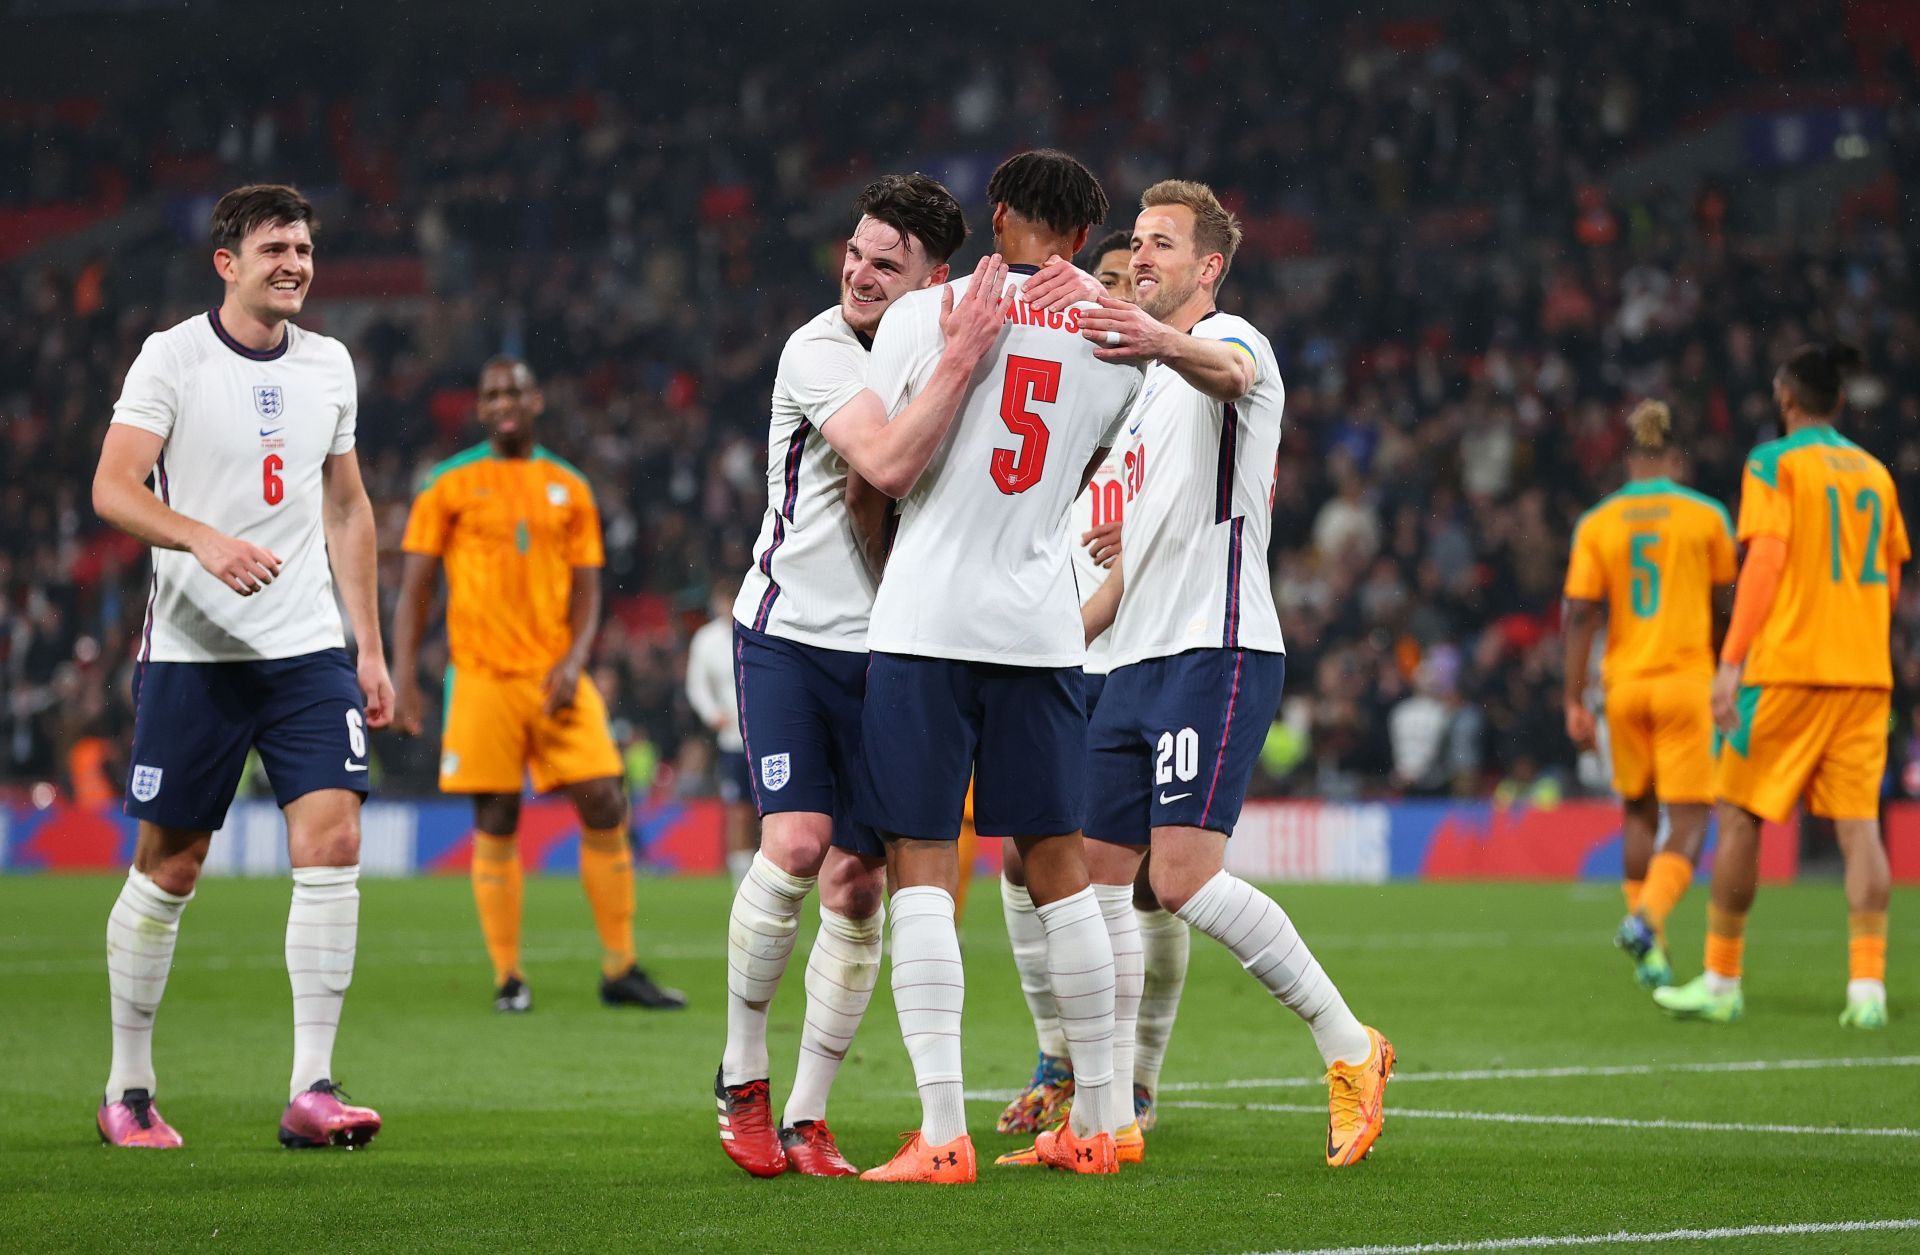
98, 1089, 183, 1149
278, 1080, 382, 1150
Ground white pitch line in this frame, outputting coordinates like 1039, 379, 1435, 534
1156, 1053, 1920, 1094
1253, 1217, 1920, 1255
1168, 1099, 1920, 1139
966, 1053, 1920, 1103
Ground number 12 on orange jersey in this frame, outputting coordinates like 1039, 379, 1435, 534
992, 355, 1059, 495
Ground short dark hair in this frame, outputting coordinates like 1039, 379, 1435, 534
854, 174, 967, 264
209, 184, 316, 254
1778, 341, 1864, 416
1084, 229, 1132, 265
480, 356, 538, 387
985, 149, 1109, 235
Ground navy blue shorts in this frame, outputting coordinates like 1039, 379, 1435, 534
732, 621, 883, 859
1083, 670, 1109, 721
1086, 648, 1285, 846
125, 648, 369, 832
858, 652, 1086, 841
716, 749, 754, 806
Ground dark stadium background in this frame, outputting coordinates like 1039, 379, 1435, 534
4, 0, 1918, 823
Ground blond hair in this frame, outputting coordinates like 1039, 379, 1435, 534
1625, 399, 1673, 454
1141, 179, 1243, 285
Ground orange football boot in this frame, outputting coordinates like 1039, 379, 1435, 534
1324, 1026, 1394, 1167
1115, 1121, 1144, 1164
859, 1131, 976, 1184
1034, 1122, 1118, 1174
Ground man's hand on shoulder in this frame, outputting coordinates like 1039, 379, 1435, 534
937, 253, 1011, 370
1024, 254, 1104, 314
1077, 294, 1176, 365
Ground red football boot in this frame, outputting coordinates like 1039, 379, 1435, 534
781, 1120, 859, 1177
716, 1069, 787, 1178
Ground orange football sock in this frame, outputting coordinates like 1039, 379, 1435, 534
471, 833, 524, 985
1704, 904, 1747, 981
1623, 879, 1644, 914
580, 823, 636, 979
1848, 912, 1888, 984
1637, 852, 1694, 937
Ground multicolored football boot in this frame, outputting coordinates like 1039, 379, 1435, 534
994, 1052, 1072, 1134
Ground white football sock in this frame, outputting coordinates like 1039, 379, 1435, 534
1705, 971, 1741, 997
1093, 883, 1142, 1122
1036, 887, 1116, 1138
1848, 978, 1886, 1002
1000, 875, 1067, 1057
726, 848, 755, 887
1176, 870, 1369, 1067
783, 904, 883, 1127
722, 851, 815, 1086
890, 885, 966, 1145
105, 868, 192, 1099
287, 864, 360, 1098
1134, 905, 1190, 1095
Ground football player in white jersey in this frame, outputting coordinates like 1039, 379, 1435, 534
718, 174, 1010, 1179
686, 575, 756, 886
847, 150, 1143, 1183
1076, 180, 1395, 1167
996, 229, 1193, 1146
89, 184, 393, 1151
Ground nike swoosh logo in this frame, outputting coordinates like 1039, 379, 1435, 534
345, 761, 368, 773
1328, 1133, 1345, 1162
259, 427, 283, 437
1158, 791, 1192, 805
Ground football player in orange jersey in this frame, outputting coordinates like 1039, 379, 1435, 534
391, 358, 684, 1014
1563, 401, 1735, 988
1657, 343, 1909, 1027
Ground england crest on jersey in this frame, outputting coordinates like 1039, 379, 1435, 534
760, 753, 791, 792
253, 385, 283, 420
131, 764, 163, 802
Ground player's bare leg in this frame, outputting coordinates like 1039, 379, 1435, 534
992, 832, 1119, 1174
567, 776, 681, 1009
862, 838, 975, 1183
1835, 817, 1891, 1027
278, 788, 380, 1149
781, 846, 886, 1176
98, 822, 209, 1148
995, 840, 1075, 1134
718, 808, 833, 1177
1656, 801, 1759, 1022
469, 793, 529, 1011
1620, 792, 1657, 911
724, 794, 760, 886
1132, 851, 1188, 1132
1152, 826, 1391, 1166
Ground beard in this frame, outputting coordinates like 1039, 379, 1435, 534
1138, 273, 1196, 321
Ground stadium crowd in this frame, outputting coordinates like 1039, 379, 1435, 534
4, 2, 1919, 806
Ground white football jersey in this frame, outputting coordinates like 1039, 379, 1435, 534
734, 306, 877, 652
865, 267, 1143, 667
685, 616, 743, 752
1104, 311, 1287, 668
110, 310, 357, 663
1070, 443, 1133, 675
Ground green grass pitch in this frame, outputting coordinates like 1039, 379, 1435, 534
2, 875, 1917, 1252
